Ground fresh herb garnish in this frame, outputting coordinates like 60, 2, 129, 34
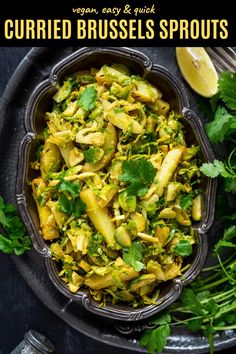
200, 72, 236, 194
214, 226, 236, 255
58, 194, 86, 218
156, 197, 165, 209
206, 72, 236, 140
83, 146, 104, 164
0, 196, 31, 255
174, 239, 193, 257
87, 233, 108, 264
200, 154, 236, 180
57, 179, 81, 199
57, 179, 86, 217
224, 177, 236, 192
218, 71, 236, 111
77, 86, 97, 111
140, 313, 171, 354
200, 159, 227, 178
123, 241, 144, 272
119, 159, 157, 197
180, 193, 193, 210
206, 106, 236, 143
36, 144, 43, 161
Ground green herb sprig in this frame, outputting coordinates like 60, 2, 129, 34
119, 159, 157, 197
77, 86, 97, 111
0, 196, 31, 255
123, 241, 144, 272
200, 72, 236, 193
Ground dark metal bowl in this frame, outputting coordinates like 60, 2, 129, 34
16, 47, 217, 321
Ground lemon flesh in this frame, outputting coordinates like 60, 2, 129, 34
176, 47, 218, 98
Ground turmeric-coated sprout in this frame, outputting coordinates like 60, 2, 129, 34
32, 63, 203, 307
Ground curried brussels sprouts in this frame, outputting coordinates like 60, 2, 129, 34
31, 63, 202, 307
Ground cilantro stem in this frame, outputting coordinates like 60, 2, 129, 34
216, 253, 236, 283
200, 288, 235, 304
201, 265, 220, 272
202, 254, 234, 272
217, 299, 234, 308
169, 308, 195, 314
227, 147, 236, 173
169, 320, 236, 332
193, 272, 222, 288
170, 316, 202, 326
213, 325, 236, 331
210, 289, 235, 303
195, 277, 229, 292
215, 304, 236, 319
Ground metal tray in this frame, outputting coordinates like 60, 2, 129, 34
0, 47, 236, 353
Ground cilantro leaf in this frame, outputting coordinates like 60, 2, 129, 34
204, 298, 219, 316
119, 159, 156, 197
214, 226, 236, 254
218, 71, 236, 111
72, 199, 87, 218
180, 193, 193, 210
0, 196, 11, 228
201, 71, 236, 196
59, 194, 73, 214
223, 225, 236, 241
206, 106, 236, 143
214, 225, 236, 253
200, 160, 226, 178
58, 194, 86, 218
200, 160, 236, 181
140, 323, 170, 354
58, 179, 81, 199
0, 196, 31, 255
83, 147, 103, 164
0, 234, 15, 254
0, 208, 8, 228
123, 241, 144, 271
152, 312, 171, 326
36, 144, 43, 161
187, 318, 203, 332
77, 86, 97, 111
180, 288, 206, 316
174, 240, 193, 257
224, 178, 236, 192
156, 197, 165, 208
215, 240, 236, 253
57, 179, 86, 218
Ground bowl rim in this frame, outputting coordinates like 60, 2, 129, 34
16, 47, 217, 321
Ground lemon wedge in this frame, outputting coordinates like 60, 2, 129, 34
176, 47, 218, 98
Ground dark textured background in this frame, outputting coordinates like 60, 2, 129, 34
0, 48, 235, 354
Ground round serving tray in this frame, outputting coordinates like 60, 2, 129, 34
0, 47, 236, 353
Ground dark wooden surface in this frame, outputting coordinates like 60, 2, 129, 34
0, 47, 235, 354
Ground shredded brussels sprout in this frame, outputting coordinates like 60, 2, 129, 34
31, 64, 202, 307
